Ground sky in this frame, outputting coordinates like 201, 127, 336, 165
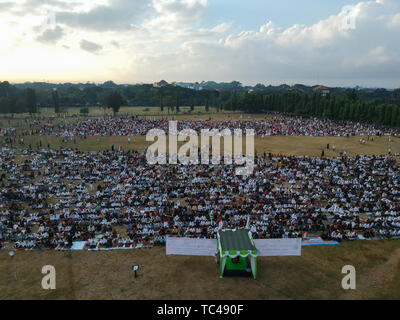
0, 0, 400, 88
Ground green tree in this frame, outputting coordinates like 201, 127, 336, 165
52, 89, 60, 114
15, 98, 26, 114
176, 93, 180, 113
346, 89, 358, 102
366, 104, 376, 123
205, 99, 209, 112
231, 91, 238, 111
384, 104, 393, 126
25, 88, 37, 115
165, 96, 174, 115
0, 97, 12, 115
391, 106, 399, 127
160, 95, 164, 113
103, 91, 124, 115
190, 97, 195, 112
377, 104, 385, 125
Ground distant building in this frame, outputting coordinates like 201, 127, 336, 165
313, 85, 330, 97
176, 82, 203, 90
153, 80, 169, 88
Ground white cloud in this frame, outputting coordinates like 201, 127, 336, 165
389, 13, 400, 27
150, 0, 208, 26
56, 0, 151, 31
0, 0, 400, 86
80, 39, 102, 53
36, 25, 64, 44
132, 0, 400, 86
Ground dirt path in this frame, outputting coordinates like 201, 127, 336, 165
340, 247, 400, 300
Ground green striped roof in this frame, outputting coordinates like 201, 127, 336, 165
218, 229, 257, 251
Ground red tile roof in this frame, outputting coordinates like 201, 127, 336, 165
157, 80, 169, 86
313, 85, 329, 91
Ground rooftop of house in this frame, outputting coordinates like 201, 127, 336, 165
313, 85, 330, 91
156, 80, 169, 86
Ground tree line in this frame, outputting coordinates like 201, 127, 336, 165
1, 80, 400, 127
223, 90, 400, 127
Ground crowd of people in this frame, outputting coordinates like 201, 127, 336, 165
7, 115, 399, 138
0, 145, 399, 251
0, 127, 16, 137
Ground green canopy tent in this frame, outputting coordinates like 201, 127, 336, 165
217, 229, 258, 279
166, 231, 301, 279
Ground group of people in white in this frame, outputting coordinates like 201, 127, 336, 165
4, 115, 399, 138
0, 143, 399, 250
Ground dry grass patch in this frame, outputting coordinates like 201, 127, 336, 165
17, 135, 400, 158
1, 240, 400, 300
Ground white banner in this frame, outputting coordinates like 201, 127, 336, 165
254, 238, 302, 257
166, 237, 218, 256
